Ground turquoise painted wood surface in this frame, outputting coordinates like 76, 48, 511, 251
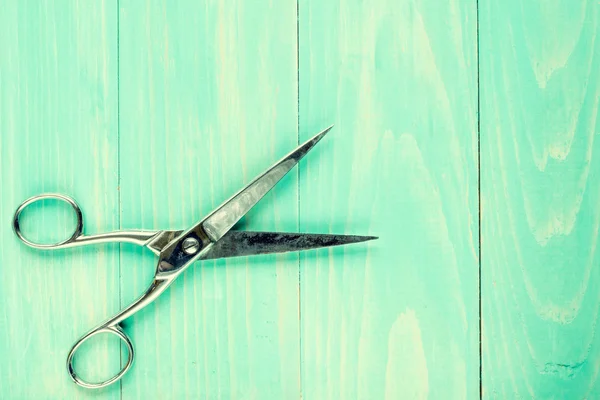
0, 0, 480, 399
118, 1, 300, 398
3, 0, 597, 399
0, 1, 121, 399
480, 0, 600, 398
298, 0, 479, 398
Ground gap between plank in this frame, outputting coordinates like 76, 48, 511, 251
296, 0, 302, 398
476, 0, 482, 398
117, 0, 123, 398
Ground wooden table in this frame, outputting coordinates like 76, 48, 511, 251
0, 1, 597, 398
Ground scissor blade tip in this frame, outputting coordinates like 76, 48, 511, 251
314, 125, 333, 138
341, 234, 378, 244
323, 125, 334, 134
359, 235, 378, 242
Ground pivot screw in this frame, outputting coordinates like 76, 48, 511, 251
182, 237, 200, 255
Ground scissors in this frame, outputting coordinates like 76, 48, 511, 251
12, 126, 376, 389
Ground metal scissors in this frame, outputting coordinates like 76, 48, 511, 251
12, 127, 376, 389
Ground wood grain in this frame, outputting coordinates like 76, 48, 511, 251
118, 1, 299, 398
480, 0, 600, 398
0, 1, 120, 398
298, 0, 480, 398
9, 0, 592, 398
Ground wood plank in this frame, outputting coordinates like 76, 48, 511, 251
118, 1, 299, 398
298, 0, 480, 398
480, 0, 600, 398
0, 1, 120, 398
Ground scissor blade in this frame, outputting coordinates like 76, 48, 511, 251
201, 126, 332, 242
200, 231, 377, 260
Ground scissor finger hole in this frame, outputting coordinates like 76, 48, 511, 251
67, 326, 134, 389
13, 193, 83, 248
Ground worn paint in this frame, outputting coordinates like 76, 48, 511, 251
480, 0, 600, 398
3, 0, 595, 399
0, 1, 120, 399
298, 0, 479, 399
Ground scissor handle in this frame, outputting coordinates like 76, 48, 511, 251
66, 324, 134, 389
13, 193, 83, 249
13, 193, 162, 250
66, 276, 174, 389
